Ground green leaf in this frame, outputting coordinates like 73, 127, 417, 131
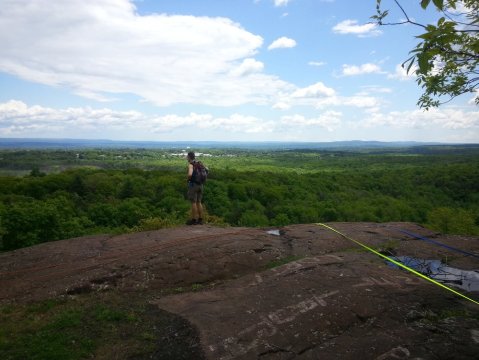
403, 56, 416, 74
420, 0, 431, 9
417, 32, 432, 40
417, 53, 430, 73
432, 0, 444, 9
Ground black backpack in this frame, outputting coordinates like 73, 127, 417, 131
192, 161, 208, 184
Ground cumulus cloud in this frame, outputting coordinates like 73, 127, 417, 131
268, 36, 297, 50
0, 0, 295, 107
272, 102, 291, 110
362, 108, 479, 130
273, 82, 336, 109
0, 100, 276, 137
3, 100, 476, 140
274, 0, 290, 7
332, 20, 381, 37
230, 58, 265, 77
342, 96, 381, 109
0, 100, 143, 135
199, 113, 274, 133
387, 64, 417, 81
291, 82, 336, 98
281, 111, 342, 131
341, 63, 384, 76
272, 82, 384, 111
313, 95, 382, 111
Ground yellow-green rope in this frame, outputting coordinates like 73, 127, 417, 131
316, 223, 479, 306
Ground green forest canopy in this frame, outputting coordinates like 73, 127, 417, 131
0, 145, 478, 251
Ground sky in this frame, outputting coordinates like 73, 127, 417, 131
0, 0, 477, 143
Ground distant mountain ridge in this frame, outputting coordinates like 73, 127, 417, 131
0, 138, 452, 150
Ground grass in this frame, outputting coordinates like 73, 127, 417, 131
264, 255, 304, 270
0, 291, 159, 360
412, 308, 479, 325
170, 283, 206, 294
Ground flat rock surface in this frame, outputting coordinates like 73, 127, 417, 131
1, 222, 479, 359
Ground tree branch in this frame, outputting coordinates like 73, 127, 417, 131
373, 0, 479, 108
392, 0, 427, 28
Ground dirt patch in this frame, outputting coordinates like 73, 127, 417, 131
1, 222, 478, 359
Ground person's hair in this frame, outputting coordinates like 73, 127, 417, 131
187, 151, 195, 160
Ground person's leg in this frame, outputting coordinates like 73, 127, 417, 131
191, 202, 198, 219
187, 186, 198, 225
196, 201, 203, 224
196, 185, 204, 224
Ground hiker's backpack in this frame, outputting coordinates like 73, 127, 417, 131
192, 161, 208, 184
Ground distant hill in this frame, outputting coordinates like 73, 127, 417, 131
0, 138, 451, 150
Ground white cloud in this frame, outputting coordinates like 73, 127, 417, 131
272, 102, 291, 110
343, 96, 381, 109
360, 86, 393, 94
281, 111, 342, 131
149, 113, 212, 132
0, 100, 275, 136
361, 108, 479, 130
468, 90, 479, 105
151, 112, 273, 134
332, 20, 382, 37
200, 113, 274, 133
0, 0, 295, 107
3, 100, 476, 141
308, 61, 326, 67
273, 82, 336, 109
0, 100, 144, 133
448, 1, 470, 15
230, 58, 264, 77
341, 63, 384, 76
268, 36, 297, 50
274, 0, 290, 7
272, 82, 383, 111
388, 64, 417, 81
291, 82, 336, 98
314, 95, 382, 110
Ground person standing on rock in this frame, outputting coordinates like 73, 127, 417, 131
186, 151, 208, 225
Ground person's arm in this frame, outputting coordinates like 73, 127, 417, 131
187, 163, 193, 181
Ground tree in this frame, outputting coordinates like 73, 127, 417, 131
1, 201, 61, 250
29, 167, 45, 177
427, 207, 478, 234
372, 0, 479, 108
70, 174, 87, 197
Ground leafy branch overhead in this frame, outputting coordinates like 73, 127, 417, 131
372, 0, 479, 109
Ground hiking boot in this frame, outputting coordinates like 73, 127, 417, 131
186, 219, 198, 225
197, 218, 203, 225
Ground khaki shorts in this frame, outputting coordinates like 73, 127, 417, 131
187, 182, 203, 203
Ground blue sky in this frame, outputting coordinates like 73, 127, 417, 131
0, 0, 477, 142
